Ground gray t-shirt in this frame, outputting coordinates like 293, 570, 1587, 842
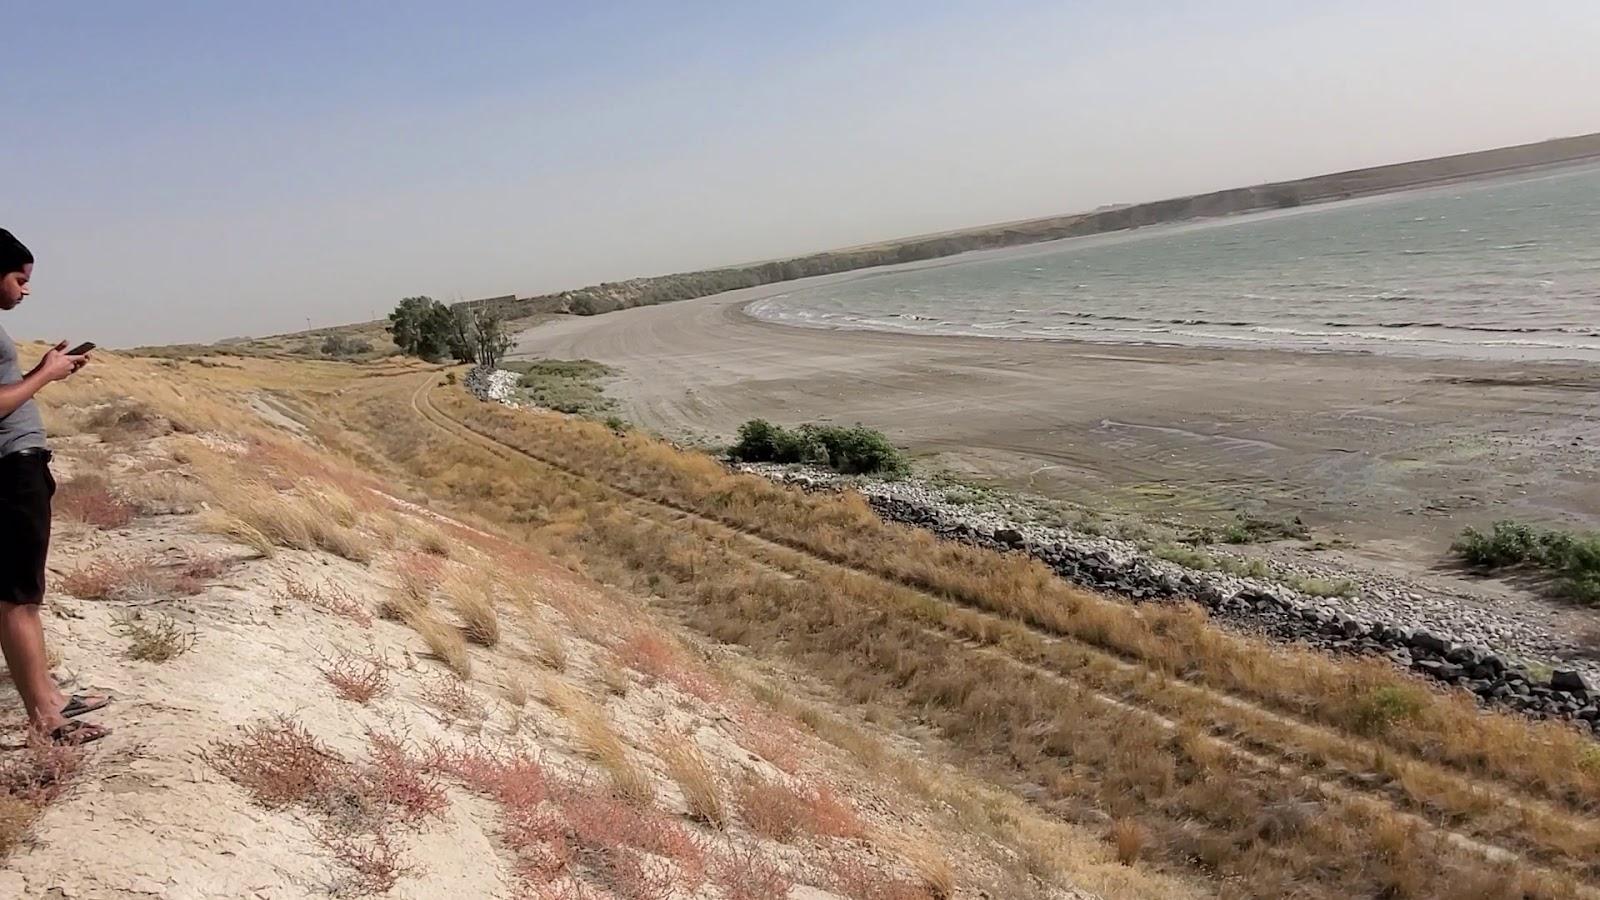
0, 326, 48, 456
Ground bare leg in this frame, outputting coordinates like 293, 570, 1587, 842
0, 602, 67, 733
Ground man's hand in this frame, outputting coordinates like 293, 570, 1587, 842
32, 341, 88, 383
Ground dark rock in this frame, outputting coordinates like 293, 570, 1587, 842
1414, 659, 1464, 680
1551, 669, 1591, 694
1445, 645, 1479, 666
1410, 630, 1451, 655
993, 527, 1025, 548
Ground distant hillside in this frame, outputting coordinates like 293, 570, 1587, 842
477, 131, 1600, 321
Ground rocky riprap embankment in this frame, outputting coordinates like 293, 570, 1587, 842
736, 463, 1599, 734
465, 365, 520, 406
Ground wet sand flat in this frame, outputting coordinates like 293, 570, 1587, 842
511, 275, 1600, 569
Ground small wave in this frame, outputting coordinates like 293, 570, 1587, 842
1321, 320, 1600, 337
1254, 326, 1599, 350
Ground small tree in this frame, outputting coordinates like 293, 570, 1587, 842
388, 296, 453, 361
442, 305, 476, 364
470, 306, 513, 369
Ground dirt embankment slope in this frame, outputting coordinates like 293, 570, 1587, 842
0, 350, 1146, 900
11, 349, 1600, 899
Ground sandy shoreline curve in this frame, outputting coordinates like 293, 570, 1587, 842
511, 271, 1600, 572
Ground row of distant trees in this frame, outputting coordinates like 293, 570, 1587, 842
387, 296, 513, 368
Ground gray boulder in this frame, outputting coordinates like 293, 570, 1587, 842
1551, 669, 1591, 694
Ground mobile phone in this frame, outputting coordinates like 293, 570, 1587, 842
66, 342, 95, 356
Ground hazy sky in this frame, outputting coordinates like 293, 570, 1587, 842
7, 1, 1599, 346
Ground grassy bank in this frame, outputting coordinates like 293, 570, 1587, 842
499, 358, 616, 417
328, 377, 1600, 898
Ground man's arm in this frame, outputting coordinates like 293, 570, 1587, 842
0, 368, 53, 419
0, 343, 86, 418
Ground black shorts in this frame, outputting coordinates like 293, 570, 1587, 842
0, 451, 54, 605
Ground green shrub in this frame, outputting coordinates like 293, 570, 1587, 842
1452, 520, 1600, 605
1351, 686, 1423, 736
1222, 514, 1308, 544
729, 419, 907, 476
1217, 556, 1270, 579
1153, 544, 1216, 571
320, 334, 373, 358
513, 359, 615, 416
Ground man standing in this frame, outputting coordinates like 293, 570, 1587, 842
0, 228, 108, 745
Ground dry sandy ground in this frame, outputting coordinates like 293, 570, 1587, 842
512, 276, 1600, 574
0, 351, 1149, 900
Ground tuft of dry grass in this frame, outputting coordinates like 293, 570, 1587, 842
199, 510, 277, 558
321, 649, 390, 704
503, 674, 529, 708
402, 606, 471, 679
660, 735, 727, 829
895, 836, 956, 899
547, 679, 654, 807
598, 660, 631, 697
406, 519, 453, 557
111, 610, 195, 662
208, 480, 374, 563
530, 629, 567, 671
395, 551, 444, 598
1109, 817, 1148, 867
122, 469, 210, 515
445, 573, 500, 648
53, 474, 138, 529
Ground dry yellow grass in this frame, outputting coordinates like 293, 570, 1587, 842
401, 606, 471, 679
545, 677, 654, 807
199, 511, 277, 559
887, 834, 957, 899
443, 572, 500, 648
502, 674, 529, 708
1109, 818, 1149, 867
530, 629, 567, 671
405, 519, 452, 557
363, 384, 1600, 899
660, 736, 727, 829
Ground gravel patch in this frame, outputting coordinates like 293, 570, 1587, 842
465, 365, 520, 406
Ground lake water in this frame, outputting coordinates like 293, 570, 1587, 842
746, 165, 1600, 361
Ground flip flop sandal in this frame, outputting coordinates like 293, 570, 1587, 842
61, 694, 111, 719
49, 720, 110, 746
